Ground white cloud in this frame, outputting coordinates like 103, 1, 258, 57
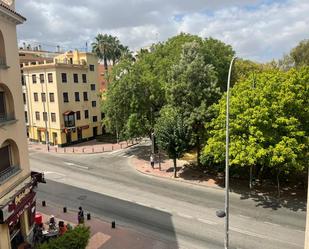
15, 0, 309, 62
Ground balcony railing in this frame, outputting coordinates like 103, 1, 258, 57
0, 165, 20, 184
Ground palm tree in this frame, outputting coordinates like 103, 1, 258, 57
92, 34, 132, 69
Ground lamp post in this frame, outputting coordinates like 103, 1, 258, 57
224, 56, 237, 249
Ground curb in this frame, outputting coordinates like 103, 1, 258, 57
29, 142, 140, 155
129, 157, 223, 191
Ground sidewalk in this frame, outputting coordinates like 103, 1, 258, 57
37, 202, 179, 249
28, 139, 139, 154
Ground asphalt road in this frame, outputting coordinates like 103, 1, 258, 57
29, 142, 306, 249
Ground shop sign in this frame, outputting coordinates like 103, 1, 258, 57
14, 187, 32, 206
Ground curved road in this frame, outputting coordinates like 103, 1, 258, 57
29, 142, 306, 249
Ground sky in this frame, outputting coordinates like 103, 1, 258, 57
16, 0, 309, 62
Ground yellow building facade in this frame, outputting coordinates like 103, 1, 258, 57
22, 51, 102, 147
0, 1, 43, 248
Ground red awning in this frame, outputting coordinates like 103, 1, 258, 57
63, 110, 75, 115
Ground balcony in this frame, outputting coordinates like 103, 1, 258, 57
0, 165, 20, 184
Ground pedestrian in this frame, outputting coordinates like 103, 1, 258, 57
150, 154, 154, 169
78, 206, 85, 224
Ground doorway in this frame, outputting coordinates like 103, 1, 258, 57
93, 127, 97, 137
52, 132, 58, 145
77, 129, 82, 141
66, 132, 72, 144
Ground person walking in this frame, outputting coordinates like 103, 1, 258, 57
150, 154, 154, 169
78, 206, 85, 225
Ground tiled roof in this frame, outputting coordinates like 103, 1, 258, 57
0, 2, 26, 21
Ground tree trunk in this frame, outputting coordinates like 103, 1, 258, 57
196, 134, 201, 167
249, 165, 253, 190
173, 157, 177, 178
277, 170, 281, 198
104, 57, 108, 70
158, 151, 161, 171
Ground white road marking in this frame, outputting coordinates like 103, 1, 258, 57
239, 214, 250, 219
44, 171, 66, 176
263, 221, 280, 227
231, 226, 268, 239
64, 161, 89, 170
197, 218, 218, 225
176, 212, 193, 219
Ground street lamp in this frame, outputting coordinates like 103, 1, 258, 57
224, 56, 237, 249
215, 56, 237, 249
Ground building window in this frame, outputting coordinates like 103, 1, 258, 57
49, 93, 55, 102
43, 112, 48, 121
84, 110, 89, 119
48, 73, 53, 83
82, 74, 87, 83
63, 92, 69, 103
83, 92, 88, 101
25, 111, 28, 123
90, 84, 96, 91
51, 113, 56, 122
76, 111, 81, 120
73, 73, 78, 83
23, 93, 26, 104
34, 93, 38, 102
89, 64, 95, 71
21, 75, 25, 85
32, 74, 37, 84
92, 116, 97, 122
0, 145, 11, 176
75, 92, 80, 102
61, 73, 67, 83
92, 101, 96, 107
41, 93, 46, 102
39, 74, 44, 83
64, 113, 75, 127
35, 111, 40, 120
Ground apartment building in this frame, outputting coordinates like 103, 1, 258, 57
22, 50, 102, 147
0, 1, 44, 248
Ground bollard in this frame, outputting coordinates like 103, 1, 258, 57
42, 201, 46, 207
111, 221, 115, 229
112, 145, 113, 151
63, 207, 67, 213
73, 147, 74, 153
64, 148, 66, 153
87, 213, 91, 220
55, 148, 57, 153
120, 143, 123, 149
82, 148, 84, 153
92, 147, 94, 153
102, 146, 104, 152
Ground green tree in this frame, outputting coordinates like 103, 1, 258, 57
202, 67, 309, 193
38, 226, 90, 249
167, 41, 221, 166
290, 39, 309, 67
202, 37, 235, 91
155, 106, 190, 177
92, 34, 130, 70
102, 33, 202, 139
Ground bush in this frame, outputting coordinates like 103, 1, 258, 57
37, 225, 90, 249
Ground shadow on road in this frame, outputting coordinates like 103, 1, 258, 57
37, 180, 179, 249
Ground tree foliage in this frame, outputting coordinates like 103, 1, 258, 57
167, 41, 221, 166
92, 33, 131, 70
154, 106, 190, 177
38, 226, 90, 249
202, 67, 309, 185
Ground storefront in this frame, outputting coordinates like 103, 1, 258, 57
0, 172, 44, 249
